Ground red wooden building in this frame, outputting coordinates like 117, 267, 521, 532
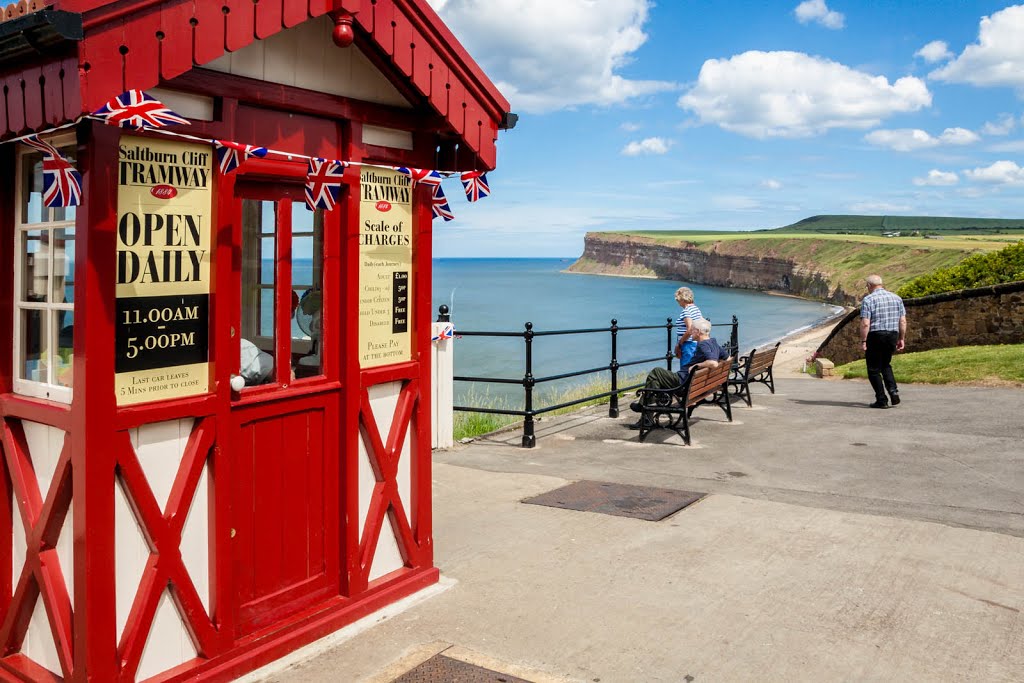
0, 1, 512, 680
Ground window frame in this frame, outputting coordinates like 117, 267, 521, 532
12, 134, 77, 404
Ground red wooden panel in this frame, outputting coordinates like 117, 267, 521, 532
280, 413, 306, 585
254, 0, 283, 39
40, 61, 64, 126
122, 9, 162, 94
461, 97, 485, 155
446, 76, 466, 136
429, 59, 449, 118
223, 0, 256, 53
61, 58, 81, 120
233, 425, 256, 607
84, 18, 127, 102
307, 0, 332, 18
306, 411, 325, 576
21, 67, 44, 131
4, 74, 25, 134
478, 126, 497, 170
0, 438, 11, 618
392, 10, 414, 76
0, 79, 8, 135
342, 0, 372, 32
409, 40, 433, 98
282, 0, 306, 28
159, 1, 196, 81
372, 0, 395, 55
193, 0, 227, 66
251, 417, 284, 598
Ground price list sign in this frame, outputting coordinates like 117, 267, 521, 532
359, 167, 413, 367
115, 136, 213, 405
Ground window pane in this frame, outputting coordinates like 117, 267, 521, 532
21, 153, 46, 225
53, 228, 75, 304
291, 203, 324, 377
54, 310, 74, 388
20, 309, 48, 383
240, 199, 276, 386
21, 229, 49, 303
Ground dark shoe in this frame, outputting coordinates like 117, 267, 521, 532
627, 415, 655, 430
869, 400, 889, 409
889, 393, 901, 406
629, 400, 643, 414
627, 420, 643, 430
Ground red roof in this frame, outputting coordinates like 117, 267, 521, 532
0, 0, 510, 168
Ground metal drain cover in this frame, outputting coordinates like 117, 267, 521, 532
392, 654, 531, 682
523, 480, 705, 521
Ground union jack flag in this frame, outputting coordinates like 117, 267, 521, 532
305, 159, 347, 211
213, 140, 268, 174
431, 323, 456, 341
431, 184, 454, 221
460, 171, 490, 202
22, 136, 82, 208
91, 89, 190, 129
396, 167, 442, 186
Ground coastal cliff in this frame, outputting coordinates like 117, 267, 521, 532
567, 233, 970, 305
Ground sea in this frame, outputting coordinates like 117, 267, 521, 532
432, 258, 843, 407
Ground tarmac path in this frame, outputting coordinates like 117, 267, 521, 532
260, 377, 1024, 683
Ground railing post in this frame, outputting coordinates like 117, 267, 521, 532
731, 315, 739, 357
437, 304, 450, 322
522, 322, 536, 448
665, 317, 674, 370
609, 318, 619, 418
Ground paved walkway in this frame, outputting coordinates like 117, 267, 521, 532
262, 377, 1024, 683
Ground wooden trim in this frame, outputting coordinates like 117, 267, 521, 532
0, 143, 12, 396
412, 182, 433, 565
0, 396, 73, 432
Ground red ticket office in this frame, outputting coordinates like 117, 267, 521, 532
0, 2, 512, 681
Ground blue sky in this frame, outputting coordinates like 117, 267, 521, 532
424, 0, 1024, 257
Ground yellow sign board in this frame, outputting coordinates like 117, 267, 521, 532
115, 136, 213, 405
359, 167, 413, 367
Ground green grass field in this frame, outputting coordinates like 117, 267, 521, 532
837, 344, 1024, 385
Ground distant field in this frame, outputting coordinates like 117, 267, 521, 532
605, 230, 1022, 252
773, 214, 1024, 234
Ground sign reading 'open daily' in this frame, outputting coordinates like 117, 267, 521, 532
359, 167, 413, 367
115, 136, 212, 405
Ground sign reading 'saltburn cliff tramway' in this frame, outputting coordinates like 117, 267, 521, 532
115, 136, 212, 406
359, 166, 413, 368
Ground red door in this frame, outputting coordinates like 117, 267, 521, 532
225, 181, 342, 636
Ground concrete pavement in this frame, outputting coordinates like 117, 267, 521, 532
261, 377, 1024, 683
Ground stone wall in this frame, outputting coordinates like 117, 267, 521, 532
815, 281, 1024, 366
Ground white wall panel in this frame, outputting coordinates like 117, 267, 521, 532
368, 514, 405, 582
115, 478, 150, 641
205, 17, 410, 107
22, 598, 61, 677
136, 589, 197, 681
131, 419, 194, 513
179, 464, 210, 615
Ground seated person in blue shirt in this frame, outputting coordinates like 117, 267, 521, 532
628, 319, 729, 428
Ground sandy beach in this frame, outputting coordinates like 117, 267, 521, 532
769, 312, 850, 377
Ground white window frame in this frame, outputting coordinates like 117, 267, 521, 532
12, 134, 77, 404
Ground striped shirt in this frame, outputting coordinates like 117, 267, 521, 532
860, 288, 906, 332
675, 304, 703, 340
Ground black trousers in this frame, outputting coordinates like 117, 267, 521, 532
865, 330, 899, 402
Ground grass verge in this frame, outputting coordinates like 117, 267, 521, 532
837, 344, 1024, 385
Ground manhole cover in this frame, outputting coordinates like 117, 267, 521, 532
522, 480, 705, 521
392, 654, 531, 682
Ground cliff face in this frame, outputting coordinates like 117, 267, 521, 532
569, 234, 853, 303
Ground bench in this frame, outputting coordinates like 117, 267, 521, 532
728, 342, 780, 407
634, 360, 733, 445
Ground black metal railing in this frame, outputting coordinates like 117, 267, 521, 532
438, 305, 739, 448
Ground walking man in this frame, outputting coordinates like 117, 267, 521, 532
860, 274, 907, 408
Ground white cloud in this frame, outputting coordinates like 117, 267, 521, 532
794, 0, 845, 29
913, 170, 959, 186
621, 137, 673, 156
988, 139, 1024, 152
915, 40, 953, 63
982, 114, 1016, 136
930, 5, 1024, 92
963, 160, 1024, 185
425, 0, 676, 113
864, 127, 978, 151
679, 51, 931, 139
620, 122, 642, 132
712, 195, 761, 211
760, 179, 783, 190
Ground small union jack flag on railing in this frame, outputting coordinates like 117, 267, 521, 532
213, 140, 268, 174
431, 323, 456, 341
431, 184, 454, 221
460, 171, 490, 202
305, 159, 347, 211
22, 136, 82, 208
396, 167, 443, 186
91, 89, 190, 129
